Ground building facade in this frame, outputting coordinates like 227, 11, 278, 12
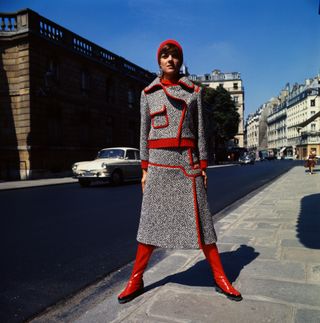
189, 69, 245, 147
0, 9, 154, 180
286, 77, 320, 159
246, 99, 276, 154
265, 76, 320, 159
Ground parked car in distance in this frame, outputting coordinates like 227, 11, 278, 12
239, 153, 255, 165
72, 147, 141, 187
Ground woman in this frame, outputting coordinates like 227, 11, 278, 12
306, 150, 317, 174
118, 39, 242, 303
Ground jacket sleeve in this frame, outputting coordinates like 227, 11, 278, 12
197, 89, 208, 170
140, 90, 151, 169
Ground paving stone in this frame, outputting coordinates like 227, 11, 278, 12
280, 239, 317, 248
252, 236, 278, 246
134, 288, 294, 323
256, 222, 282, 229
215, 243, 236, 253
278, 230, 298, 240
282, 247, 320, 263
246, 245, 280, 260
234, 221, 257, 229
307, 264, 320, 282
295, 308, 320, 323
228, 228, 276, 238
241, 277, 320, 306
219, 236, 251, 244
240, 259, 305, 281
281, 223, 298, 230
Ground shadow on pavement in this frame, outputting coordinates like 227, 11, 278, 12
297, 193, 320, 249
145, 245, 259, 291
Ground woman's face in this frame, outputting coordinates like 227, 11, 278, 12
159, 51, 181, 79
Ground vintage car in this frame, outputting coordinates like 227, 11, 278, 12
238, 153, 255, 165
72, 147, 141, 187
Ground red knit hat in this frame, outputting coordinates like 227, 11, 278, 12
157, 39, 183, 64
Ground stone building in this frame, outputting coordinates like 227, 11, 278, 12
246, 98, 278, 153
189, 69, 245, 148
266, 76, 320, 159
0, 9, 154, 180
286, 77, 320, 159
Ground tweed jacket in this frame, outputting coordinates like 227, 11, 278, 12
140, 76, 208, 170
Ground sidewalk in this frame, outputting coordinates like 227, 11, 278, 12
0, 177, 77, 190
30, 165, 320, 323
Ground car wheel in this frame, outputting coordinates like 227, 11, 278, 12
79, 179, 91, 187
111, 170, 123, 185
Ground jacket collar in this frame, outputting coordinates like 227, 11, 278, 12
144, 75, 195, 94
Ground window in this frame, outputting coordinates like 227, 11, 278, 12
126, 150, 136, 160
311, 123, 316, 131
310, 99, 315, 106
233, 83, 238, 90
45, 58, 59, 88
233, 96, 239, 103
128, 88, 135, 109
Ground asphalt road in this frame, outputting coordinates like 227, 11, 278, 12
0, 160, 298, 322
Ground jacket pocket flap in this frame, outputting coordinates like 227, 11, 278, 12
150, 105, 167, 117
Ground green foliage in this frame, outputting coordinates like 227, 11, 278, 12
203, 85, 240, 141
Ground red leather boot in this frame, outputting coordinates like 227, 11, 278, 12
118, 243, 155, 304
202, 244, 242, 301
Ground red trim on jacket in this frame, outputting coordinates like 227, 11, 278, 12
160, 84, 187, 141
148, 162, 202, 178
148, 138, 196, 149
149, 105, 167, 117
192, 177, 203, 248
141, 160, 149, 169
178, 79, 195, 90
144, 83, 162, 94
150, 106, 169, 129
200, 160, 208, 170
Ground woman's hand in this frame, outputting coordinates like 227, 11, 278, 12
202, 170, 208, 190
141, 169, 148, 193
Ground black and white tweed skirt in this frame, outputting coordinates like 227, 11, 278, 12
137, 148, 217, 249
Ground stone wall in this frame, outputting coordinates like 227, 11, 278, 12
0, 35, 31, 180
0, 9, 154, 180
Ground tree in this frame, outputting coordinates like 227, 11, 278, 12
202, 85, 240, 162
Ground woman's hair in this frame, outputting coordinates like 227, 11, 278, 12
158, 44, 183, 65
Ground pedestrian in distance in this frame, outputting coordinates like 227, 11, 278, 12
305, 150, 317, 174
117, 39, 242, 304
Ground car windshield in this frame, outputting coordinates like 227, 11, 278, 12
97, 149, 125, 159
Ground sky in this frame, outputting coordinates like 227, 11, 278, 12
1, 0, 319, 119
